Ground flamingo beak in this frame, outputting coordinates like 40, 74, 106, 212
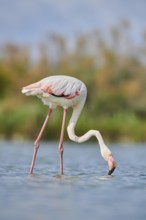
107, 155, 116, 175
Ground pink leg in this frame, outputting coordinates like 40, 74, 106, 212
29, 108, 53, 175
58, 108, 67, 175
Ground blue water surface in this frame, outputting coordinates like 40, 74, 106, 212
0, 141, 146, 220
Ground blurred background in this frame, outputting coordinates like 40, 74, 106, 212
0, 0, 146, 142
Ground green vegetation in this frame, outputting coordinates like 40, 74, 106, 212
0, 22, 146, 142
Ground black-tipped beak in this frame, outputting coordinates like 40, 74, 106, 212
107, 155, 116, 175
108, 167, 116, 175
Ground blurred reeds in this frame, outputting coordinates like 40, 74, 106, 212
0, 21, 146, 142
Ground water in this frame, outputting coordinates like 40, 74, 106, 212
0, 141, 146, 220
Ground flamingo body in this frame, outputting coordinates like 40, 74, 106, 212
22, 75, 87, 109
22, 75, 116, 175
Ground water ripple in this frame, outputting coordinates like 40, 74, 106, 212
0, 142, 146, 220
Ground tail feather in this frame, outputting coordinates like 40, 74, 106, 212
21, 82, 42, 96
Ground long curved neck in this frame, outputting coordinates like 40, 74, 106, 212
67, 99, 110, 159
68, 122, 105, 146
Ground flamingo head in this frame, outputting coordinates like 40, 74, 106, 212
101, 147, 117, 175
107, 155, 117, 175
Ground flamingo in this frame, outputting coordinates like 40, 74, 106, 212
22, 75, 116, 175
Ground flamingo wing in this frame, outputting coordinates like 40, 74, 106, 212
22, 75, 83, 99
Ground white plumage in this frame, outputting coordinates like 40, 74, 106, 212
22, 75, 116, 175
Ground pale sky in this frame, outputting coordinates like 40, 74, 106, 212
0, 0, 146, 45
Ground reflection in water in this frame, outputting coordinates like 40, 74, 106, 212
0, 141, 146, 220
96, 175, 114, 180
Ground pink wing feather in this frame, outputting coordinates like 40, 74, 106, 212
22, 75, 83, 99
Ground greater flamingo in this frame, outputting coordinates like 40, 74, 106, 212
22, 75, 116, 175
